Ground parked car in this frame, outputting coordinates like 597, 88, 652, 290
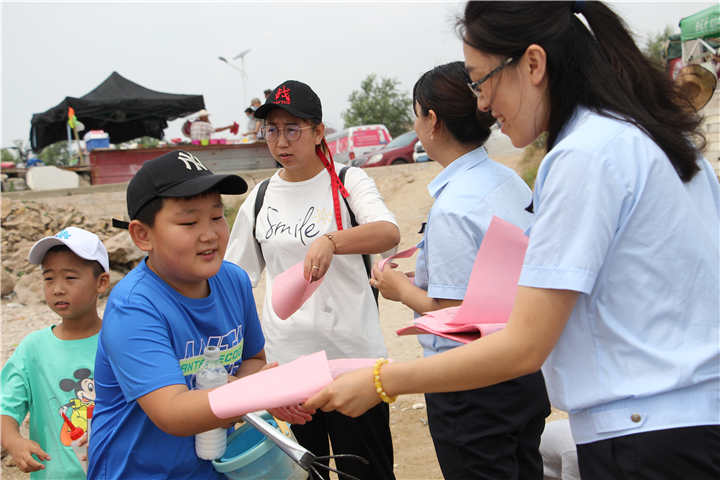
354, 131, 418, 167
413, 140, 431, 162
325, 124, 391, 164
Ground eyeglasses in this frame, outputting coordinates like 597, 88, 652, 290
467, 57, 514, 98
262, 125, 313, 142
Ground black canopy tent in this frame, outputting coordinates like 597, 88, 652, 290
30, 71, 204, 152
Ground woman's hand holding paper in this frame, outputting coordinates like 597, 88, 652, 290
303, 235, 335, 281
304, 367, 381, 418
370, 262, 412, 302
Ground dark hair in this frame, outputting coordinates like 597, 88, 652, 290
458, 1, 704, 182
133, 189, 221, 227
245, 107, 254, 114
413, 61, 495, 145
133, 196, 164, 227
44, 245, 105, 277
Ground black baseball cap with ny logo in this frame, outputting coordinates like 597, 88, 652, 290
113, 150, 247, 228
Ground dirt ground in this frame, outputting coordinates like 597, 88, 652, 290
1, 155, 563, 479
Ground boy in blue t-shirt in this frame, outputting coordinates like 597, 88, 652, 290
88, 151, 307, 480
1, 227, 111, 479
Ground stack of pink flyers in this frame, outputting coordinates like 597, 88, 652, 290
396, 216, 529, 344
208, 351, 378, 419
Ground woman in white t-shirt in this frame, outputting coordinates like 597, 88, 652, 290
225, 80, 399, 480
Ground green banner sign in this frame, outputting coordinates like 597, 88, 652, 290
680, 5, 720, 42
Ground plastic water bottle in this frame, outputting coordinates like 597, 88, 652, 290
195, 345, 229, 460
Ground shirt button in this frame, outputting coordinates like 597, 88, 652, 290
630, 413, 642, 423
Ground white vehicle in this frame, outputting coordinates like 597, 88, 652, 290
326, 125, 391, 164
413, 140, 430, 162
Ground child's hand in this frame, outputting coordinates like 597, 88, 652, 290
5, 437, 51, 473
74, 432, 89, 461
268, 404, 314, 425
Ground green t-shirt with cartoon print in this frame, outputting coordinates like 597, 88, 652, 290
1, 325, 97, 479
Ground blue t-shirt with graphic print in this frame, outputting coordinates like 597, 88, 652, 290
88, 259, 264, 480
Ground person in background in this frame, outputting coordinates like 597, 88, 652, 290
306, 2, 720, 479
372, 61, 549, 479
540, 419, 580, 480
249, 98, 265, 140
242, 107, 260, 141
189, 110, 233, 142
1, 227, 110, 479
226, 80, 400, 480
263, 88, 272, 100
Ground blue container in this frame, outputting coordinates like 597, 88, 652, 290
212, 414, 305, 480
86, 137, 110, 151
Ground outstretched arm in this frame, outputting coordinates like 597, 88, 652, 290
136, 350, 310, 434
305, 286, 577, 417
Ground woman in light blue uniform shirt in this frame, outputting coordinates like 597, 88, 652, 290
306, 2, 720, 478
372, 61, 549, 479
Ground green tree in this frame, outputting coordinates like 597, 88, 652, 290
1, 148, 17, 164
342, 74, 413, 137
37, 140, 73, 166
644, 25, 675, 68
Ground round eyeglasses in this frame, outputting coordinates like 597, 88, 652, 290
262, 125, 313, 142
467, 57, 515, 98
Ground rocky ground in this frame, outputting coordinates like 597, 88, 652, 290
1, 152, 563, 479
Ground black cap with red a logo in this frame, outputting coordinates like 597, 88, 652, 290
254, 80, 322, 122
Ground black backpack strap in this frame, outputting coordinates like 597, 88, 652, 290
338, 166, 379, 305
253, 178, 271, 241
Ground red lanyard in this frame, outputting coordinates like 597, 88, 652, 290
316, 139, 349, 230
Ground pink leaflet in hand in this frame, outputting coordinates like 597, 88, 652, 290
208, 351, 333, 419
271, 261, 324, 320
207, 351, 385, 419
375, 246, 418, 278
396, 216, 528, 340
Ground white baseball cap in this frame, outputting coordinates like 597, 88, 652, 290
28, 227, 110, 273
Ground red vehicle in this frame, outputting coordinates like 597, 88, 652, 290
354, 131, 418, 168
326, 124, 391, 165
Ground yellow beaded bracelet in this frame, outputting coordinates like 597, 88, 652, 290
373, 358, 397, 404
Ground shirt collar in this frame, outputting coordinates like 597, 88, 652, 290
428, 146, 489, 199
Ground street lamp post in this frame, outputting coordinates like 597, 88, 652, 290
218, 49, 251, 107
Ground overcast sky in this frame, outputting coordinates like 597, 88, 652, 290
1, 1, 715, 149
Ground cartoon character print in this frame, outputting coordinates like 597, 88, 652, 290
58, 368, 95, 446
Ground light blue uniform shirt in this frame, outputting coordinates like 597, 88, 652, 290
415, 146, 533, 355
519, 107, 720, 444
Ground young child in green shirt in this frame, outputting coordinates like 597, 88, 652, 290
1, 227, 110, 479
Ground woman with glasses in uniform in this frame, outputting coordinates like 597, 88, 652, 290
372, 61, 549, 480
225, 80, 399, 480
306, 2, 720, 479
